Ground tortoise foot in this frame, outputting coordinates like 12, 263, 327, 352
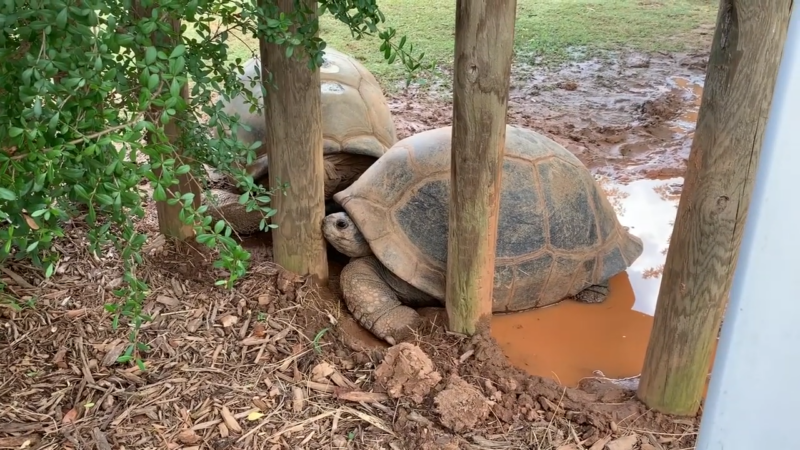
340, 256, 423, 345
370, 305, 422, 345
575, 281, 610, 304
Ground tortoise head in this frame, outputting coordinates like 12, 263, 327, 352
322, 212, 372, 258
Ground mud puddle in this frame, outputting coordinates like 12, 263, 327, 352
491, 177, 682, 387
491, 272, 652, 387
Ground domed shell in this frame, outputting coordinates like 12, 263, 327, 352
333, 126, 644, 312
221, 47, 397, 180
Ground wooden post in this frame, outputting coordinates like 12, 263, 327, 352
445, 0, 517, 335
637, 0, 793, 416
696, 8, 799, 448
258, 0, 328, 284
134, 3, 200, 241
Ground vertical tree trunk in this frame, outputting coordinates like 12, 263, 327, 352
156, 83, 199, 241
258, 0, 328, 284
637, 0, 793, 416
445, 0, 517, 335
133, 2, 200, 242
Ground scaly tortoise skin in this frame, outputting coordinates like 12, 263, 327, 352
205, 47, 398, 234
321, 125, 644, 344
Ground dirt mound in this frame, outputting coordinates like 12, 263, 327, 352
433, 374, 491, 433
374, 342, 442, 404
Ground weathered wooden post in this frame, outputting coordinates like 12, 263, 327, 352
696, 6, 799, 447
637, 0, 793, 416
258, 0, 328, 284
445, 0, 517, 335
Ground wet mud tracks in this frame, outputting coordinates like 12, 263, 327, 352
390, 50, 709, 184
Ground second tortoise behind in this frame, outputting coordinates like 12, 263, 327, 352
323, 125, 644, 344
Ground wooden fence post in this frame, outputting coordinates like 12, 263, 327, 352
637, 0, 793, 416
258, 0, 328, 284
446, 0, 517, 335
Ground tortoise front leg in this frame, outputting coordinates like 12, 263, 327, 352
340, 256, 430, 345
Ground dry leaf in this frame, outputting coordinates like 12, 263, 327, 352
253, 322, 266, 338
53, 347, 68, 369
292, 387, 304, 413
62, 408, 78, 424
219, 315, 239, 328
23, 214, 39, 230
556, 445, 580, 450
156, 295, 180, 308
187, 317, 202, 332
246, 411, 264, 421
65, 309, 86, 319
589, 436, 612, 450
101, 342, 127, 367
176, 429, 201, 445
311, 362, 335, 382
252, 397, 269, 411
589, 436, 611, 450
257, 294, 271, 305
0, 435, 41, 448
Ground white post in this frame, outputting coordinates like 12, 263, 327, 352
695, 6, 800, 449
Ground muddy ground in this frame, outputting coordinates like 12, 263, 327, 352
391, 49, 707, 185
0, 46, 709, 449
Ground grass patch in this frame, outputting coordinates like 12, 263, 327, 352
192, 0, 718, 88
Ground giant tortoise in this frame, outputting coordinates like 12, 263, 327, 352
206, 47, 398, 234
322, 125, 644, 344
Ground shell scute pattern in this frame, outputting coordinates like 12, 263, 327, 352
333, 125, 644, 313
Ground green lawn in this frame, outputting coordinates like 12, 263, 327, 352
212, 0, 718, 88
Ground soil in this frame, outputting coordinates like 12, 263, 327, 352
0, 46, 710, 449
374, 343, 442, 405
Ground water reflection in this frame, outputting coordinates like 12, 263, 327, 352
599, 176, 682, 316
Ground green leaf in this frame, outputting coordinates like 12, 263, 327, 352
153, 184, 167, 201
0, 188, 17, 201
56, 8, 68, 28
45, 263, 55, 278
169, 44, 185, 59
145, 46, 157, 65
213, 219, 225, 234
8, 127, 23, 137
95, 193, 114, 206
147, 73, 159, 91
